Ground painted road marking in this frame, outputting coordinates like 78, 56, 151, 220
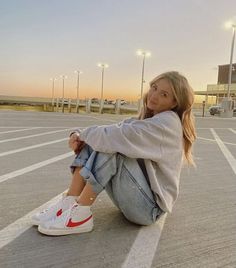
122, 214, 167, 268
197, 127, 236, 129
229, 128, 236, 134
0, 127, 42, 134
0, 128, 74, 143
197, 136, 236, 146
197, 137, 216, 142
0, 126, 87, 128
0, 138, 68, 157
210, 129, 236, 175
0, 192, 64, 249
0, 152, 74, 184
0, 113, 119, 122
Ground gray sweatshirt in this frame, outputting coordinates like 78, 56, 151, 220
78, 111, 183, 213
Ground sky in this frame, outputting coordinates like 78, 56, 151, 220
0, 0, 236, 101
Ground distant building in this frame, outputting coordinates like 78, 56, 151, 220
218, 63, 236, 84
194, 63, 236, 106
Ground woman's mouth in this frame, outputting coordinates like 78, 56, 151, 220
148, 100, 157, 106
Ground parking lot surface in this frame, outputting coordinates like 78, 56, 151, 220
0, 110, 236, 268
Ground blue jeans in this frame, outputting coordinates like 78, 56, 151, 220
70, 144, 163, 226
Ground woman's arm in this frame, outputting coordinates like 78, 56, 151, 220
79, 117, 164, 161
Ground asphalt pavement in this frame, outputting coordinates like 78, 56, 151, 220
0, 110, 235, 268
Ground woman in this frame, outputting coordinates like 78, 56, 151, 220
32, 71, 196, 236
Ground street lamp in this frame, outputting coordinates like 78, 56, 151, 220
74, 70, 83, 113
50, 78, 56, 111
97, 63, 109, 113
220, 21, 236, 118
225, 21, 236, 98
136, 49, 151, 100
60, 75, 67, 113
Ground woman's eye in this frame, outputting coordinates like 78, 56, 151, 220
160, 93, 167, 97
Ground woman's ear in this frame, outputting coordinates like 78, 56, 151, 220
171, 100, 178, 110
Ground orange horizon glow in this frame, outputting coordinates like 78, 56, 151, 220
0, 88, 143, 102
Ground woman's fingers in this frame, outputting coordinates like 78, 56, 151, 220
74, 141, 85, 154
71, 133, 81, 142
68, 133, 81, 148
69, 139, 79, 150
68, 132, 85, 153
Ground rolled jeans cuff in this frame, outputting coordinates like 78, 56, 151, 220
79, 166, 104, 194
70, 158, 87, 174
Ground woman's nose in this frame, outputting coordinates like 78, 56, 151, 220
149, 91, 158, 99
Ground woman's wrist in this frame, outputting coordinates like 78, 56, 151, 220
69, 130, 80, 137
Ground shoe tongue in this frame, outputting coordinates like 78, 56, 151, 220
62, 192, 68, 198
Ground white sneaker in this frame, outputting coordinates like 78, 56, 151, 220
31, 194, 77, 226
38, 203, 93, 236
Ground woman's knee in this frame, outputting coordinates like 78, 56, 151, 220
77, 152, 121, 195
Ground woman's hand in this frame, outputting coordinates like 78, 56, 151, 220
68, 132, 85, 154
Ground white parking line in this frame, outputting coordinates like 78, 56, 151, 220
0, 152, 74, 183
0, 128, 75, 143
198, 127, 236, 129
0, 127, 42, 134
122, 214, 167, 268
0, 192, 64, 249
210, 129, 236, 174
0, 127, 83, 128
197, 137, 216, 142
197, 136, 236, 146
229, 128, 236, 134
0, 138, 67, 157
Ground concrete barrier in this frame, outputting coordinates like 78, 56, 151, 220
0, 95, 138, 115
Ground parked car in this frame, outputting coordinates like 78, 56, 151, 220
209, 105, 236, 116
110, 100, 127, 105
59, 98, 69, 105
120, 100, 127, 105
91, 98, 99, 104
104, 99, 114, 104
209, 105, 222, 115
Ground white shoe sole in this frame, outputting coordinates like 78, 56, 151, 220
38, 223, 94, 236
31, 218, 41, 226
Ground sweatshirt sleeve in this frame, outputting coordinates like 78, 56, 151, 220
117, 117, 137, 126
79, 117, 164, 161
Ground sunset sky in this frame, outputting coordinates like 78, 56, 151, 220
1, 0, 236, 101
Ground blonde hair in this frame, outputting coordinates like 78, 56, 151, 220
138, 71, 196, 165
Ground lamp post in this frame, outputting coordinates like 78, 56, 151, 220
60, 75, 67, 113
137, 50, 151, 99
226, 22, 236, 98
220, 21, 236, 117
136, 49, 151, 112
50, 78, 56, 111
97, 63, 109, 113
74, 70, 82, 113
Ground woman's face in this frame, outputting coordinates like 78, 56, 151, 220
147, 78, 177, 114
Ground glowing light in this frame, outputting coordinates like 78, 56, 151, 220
225, 21, 236, 29
136, 49, 151, 57
74, 70, 83, 74
97, 63, 109, 68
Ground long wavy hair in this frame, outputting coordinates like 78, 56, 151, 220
138, 71, 196, 165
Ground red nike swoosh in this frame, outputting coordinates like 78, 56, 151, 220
66, 215, 92, 228
56, 209, 63, 217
